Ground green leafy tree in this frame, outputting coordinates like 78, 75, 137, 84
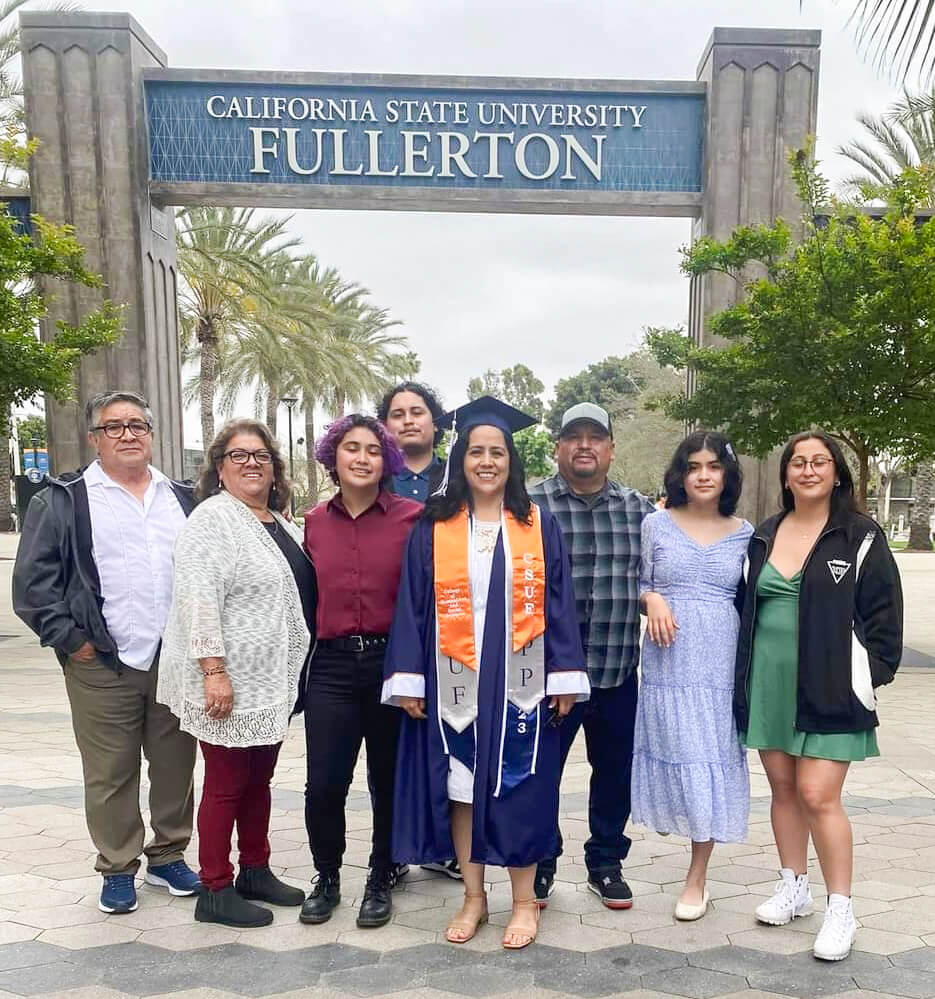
15, 411, 44, 461
648, 153, 935, 511
1, 209, 121, 530
544, 357, 640, 435
467, 364, 545, 422
608, 344, 685, 496
513, 426, 554, 480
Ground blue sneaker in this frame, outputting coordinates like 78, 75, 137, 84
99, 874, 138, 913
145, 860, 202, 896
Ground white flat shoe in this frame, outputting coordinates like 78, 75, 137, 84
674, 890, 709, 921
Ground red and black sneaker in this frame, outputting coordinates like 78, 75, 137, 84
587, 870, 633, 909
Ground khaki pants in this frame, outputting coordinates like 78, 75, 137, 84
64, 654, 196, 876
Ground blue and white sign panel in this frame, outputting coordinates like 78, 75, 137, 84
145, 80, 704, 196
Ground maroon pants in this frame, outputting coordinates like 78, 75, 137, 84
197, 741, 281, 891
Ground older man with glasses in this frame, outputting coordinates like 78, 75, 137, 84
13, 390, 201, 915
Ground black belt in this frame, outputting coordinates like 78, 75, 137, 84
317, 634, 388, 653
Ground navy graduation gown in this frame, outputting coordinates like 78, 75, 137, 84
384, 506, 586, 868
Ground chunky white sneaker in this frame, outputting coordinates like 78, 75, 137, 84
813, 897, 857, 961
755, 869, 813, 926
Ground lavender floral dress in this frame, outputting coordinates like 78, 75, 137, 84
631, 509, 752, 843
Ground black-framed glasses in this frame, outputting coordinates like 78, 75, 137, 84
91, 420, 152, 439
224, 449, 273, 465
788, 456, 834, 471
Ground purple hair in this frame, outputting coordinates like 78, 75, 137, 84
315, 413, 406, 486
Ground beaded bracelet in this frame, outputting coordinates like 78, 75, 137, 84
202, 665, 227, 677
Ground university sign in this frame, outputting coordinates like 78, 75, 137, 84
144, 73, 705, 216
20, 13, 820, 521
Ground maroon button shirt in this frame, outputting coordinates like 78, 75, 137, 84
304, 490, 421, 639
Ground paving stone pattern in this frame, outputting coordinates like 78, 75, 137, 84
1, 540, 935, 997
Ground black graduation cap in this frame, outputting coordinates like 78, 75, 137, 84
432, 397, 538, 497
436, 396, 537, 437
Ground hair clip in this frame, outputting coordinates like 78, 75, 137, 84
725, 442, 736, 461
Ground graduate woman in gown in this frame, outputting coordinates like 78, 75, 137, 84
382, 397, 589, 950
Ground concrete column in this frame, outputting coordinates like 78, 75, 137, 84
693, 28, 821, 522
20, 12, 182, 476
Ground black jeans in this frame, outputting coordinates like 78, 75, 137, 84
539, 671, 639, 877
303, 646, 400, 874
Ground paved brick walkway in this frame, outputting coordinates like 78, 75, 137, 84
1, 535, 934, 999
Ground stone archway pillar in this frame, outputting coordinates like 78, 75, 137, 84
692, 28, 821, 522
20, 12, 182, 476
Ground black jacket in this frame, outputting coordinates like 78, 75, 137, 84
734, 507, 902, 735
12, 470, 196, 672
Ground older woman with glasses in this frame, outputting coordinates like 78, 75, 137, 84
159, 419, 315, 929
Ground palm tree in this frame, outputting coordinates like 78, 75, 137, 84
838, 88, 935, 204
821, 2, 935, 85
176, 207, 300, 448
908, 461, 934, 549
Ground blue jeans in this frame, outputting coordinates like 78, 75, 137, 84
538, 671, 638, 877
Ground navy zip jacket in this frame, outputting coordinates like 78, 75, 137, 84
12, 470, 196, 672
734, 506, 903, 735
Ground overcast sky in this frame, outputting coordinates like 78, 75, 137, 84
90, 0, 906, 443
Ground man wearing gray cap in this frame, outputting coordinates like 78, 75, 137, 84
529, 402, 655, 910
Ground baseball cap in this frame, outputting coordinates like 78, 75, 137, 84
559, 402, 612, 437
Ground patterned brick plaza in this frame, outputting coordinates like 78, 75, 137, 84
1, 535, 934, 999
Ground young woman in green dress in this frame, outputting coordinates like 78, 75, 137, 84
733, 431, 902, 962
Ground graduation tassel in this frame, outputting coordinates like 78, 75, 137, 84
432, 412, 457, 497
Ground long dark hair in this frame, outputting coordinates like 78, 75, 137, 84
663, 430, 742, 517
424, 425, 532, 524
779, 430, 856, 515
198, 418, 291, 513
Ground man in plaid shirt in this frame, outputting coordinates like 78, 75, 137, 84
529, 402, 655, 910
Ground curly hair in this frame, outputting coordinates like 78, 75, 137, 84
377, 381, 445, 448
424, 425, 532, 524
663, 430, 743, 517
315, 414, 406, 486
197, 419, 291, 513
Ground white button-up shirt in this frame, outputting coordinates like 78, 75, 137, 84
84, 460, 187, 671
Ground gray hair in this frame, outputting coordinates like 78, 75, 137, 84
86, 391, 154, 431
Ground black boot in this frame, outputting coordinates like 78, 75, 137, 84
195, 884, 273, 928
235, 865, 305, 907
299, 871, 341, 925
357, 867, 393, 928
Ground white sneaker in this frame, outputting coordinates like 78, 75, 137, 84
755, 869, 813, 926
813, 897, 857, 961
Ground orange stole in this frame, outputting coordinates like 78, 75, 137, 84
434, 505, 546, 670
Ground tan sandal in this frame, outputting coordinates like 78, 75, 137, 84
502, 898, 539, 949
445, 890, 488, 944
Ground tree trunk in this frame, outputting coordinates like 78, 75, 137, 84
0, 405, 13, 533
334, 389, 346, 418
305, 405, 318, 506
199, 322, 217, 451
882, 475, 892, 524
855, 443, 869, 512
908, 461, 934, 551
265, 386, 279, 440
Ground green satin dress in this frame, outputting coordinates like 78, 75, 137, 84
743, 561, 879, 762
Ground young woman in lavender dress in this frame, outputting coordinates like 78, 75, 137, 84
631, 432, 752, 921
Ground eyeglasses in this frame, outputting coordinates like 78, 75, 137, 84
224, 449, 273, 465
788, 456, 834, 471
91, 420, 152, 439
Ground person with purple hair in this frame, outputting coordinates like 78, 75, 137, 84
299, 414, 420, 930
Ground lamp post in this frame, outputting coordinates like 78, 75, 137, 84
280, 397, 298, 512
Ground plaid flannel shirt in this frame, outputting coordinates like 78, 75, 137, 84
530, 474, 656, 688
